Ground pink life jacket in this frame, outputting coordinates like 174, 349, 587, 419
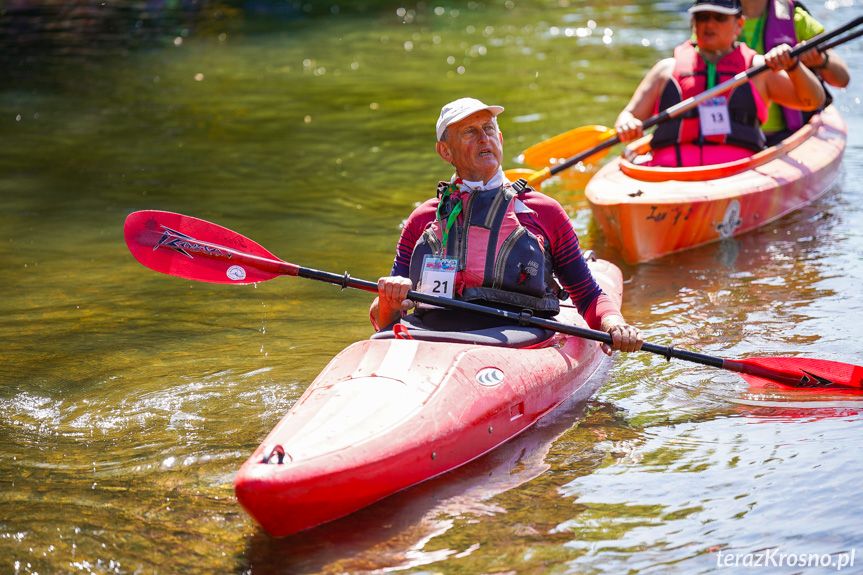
651, 41, 767, 164
408, 180, 561, 317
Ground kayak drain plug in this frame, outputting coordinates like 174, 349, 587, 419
262, 444, 288, 465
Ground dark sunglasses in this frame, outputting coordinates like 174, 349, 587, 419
694, 11, 737, 23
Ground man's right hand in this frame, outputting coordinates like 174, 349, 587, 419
370, 276, 414, 329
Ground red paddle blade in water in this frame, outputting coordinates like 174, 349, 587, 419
737, 357, 863, 391
124, 210, 291, 284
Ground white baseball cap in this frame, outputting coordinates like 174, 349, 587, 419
436, 97, 504, 141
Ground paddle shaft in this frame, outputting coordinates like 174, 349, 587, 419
164, 233, 809, 386
529, 15, 863, 183
314, 266, 815, 386
127, 208, 863, 389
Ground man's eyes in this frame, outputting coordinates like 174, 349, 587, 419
463, 125, 495, 136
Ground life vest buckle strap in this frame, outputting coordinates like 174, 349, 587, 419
511, 178, 529, 194
517, 309, 534, 326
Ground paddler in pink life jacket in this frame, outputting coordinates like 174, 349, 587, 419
613, 0, 825, 168
740, 0, 850, 145
371, 97, 643, 355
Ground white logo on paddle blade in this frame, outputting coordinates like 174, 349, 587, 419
227, 265, 246, 281
476, 367, 504, 387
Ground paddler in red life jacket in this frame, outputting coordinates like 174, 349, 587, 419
370, 97, 643, 355
613, 0, 825, 168
740, 0, 850, 145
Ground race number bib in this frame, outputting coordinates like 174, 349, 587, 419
698, 96, 732, 137
418, 256, 457, 307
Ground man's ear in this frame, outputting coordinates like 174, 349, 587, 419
436, 141, 452, 163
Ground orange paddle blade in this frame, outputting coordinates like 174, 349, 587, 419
503, 168, 543, 189
521, 125, 615, 169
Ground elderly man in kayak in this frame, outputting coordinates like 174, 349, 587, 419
739, 0, 850, 145
371, 97, 643, 355
614, 0, 825, 167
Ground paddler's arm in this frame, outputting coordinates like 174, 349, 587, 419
799, 47, 850, 89
614, 58, 675, 143
601, 313, 643, 356
759, 45, 826, 111
370, 276, 414, 331
533, 194, 644, 356
371, 202, 433, 330
583, 294, 643, 355
572, 280, 643, 356
793, 4, 850, 89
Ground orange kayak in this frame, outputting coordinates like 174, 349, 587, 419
585, 105, 847, 264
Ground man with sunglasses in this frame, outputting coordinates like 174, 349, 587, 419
613, 0, 825, 167
740, 0, 850, 145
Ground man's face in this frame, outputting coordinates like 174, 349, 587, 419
436, 110, 504, 183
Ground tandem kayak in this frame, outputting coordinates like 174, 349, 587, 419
585, 104, 847, 264
234, 257, 624, 538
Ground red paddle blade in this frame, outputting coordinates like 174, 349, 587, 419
124, 210, 288, 284
738, 357, 863, 391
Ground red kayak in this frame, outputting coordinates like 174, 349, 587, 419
234, 258, 624, 537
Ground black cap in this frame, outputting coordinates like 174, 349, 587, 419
689, 0, 743, 15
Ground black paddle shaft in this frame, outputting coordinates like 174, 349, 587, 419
296, 265, 819, 387
124, 211, 847, 388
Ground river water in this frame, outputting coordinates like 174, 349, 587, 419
2, 1, 862, 573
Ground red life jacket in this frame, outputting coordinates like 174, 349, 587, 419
408, 180, 561, 317
651, 41, 766, 159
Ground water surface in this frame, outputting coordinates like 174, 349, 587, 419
2, 1, 863, 573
